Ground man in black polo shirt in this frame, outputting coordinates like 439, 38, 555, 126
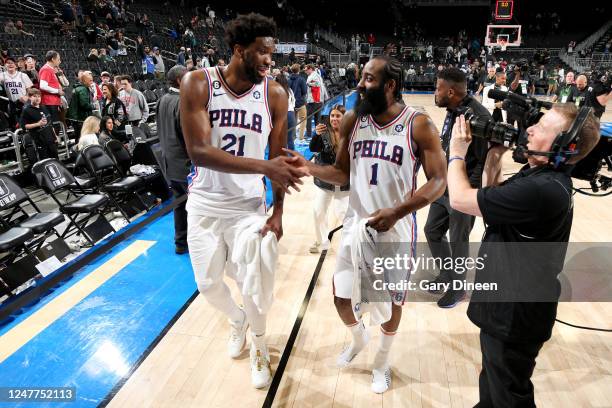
426, 67, 490, 308
447, 103, 600, 407
20, 88, 58, 162
570, 73, 610, 119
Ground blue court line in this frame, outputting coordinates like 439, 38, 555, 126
0, 213, 196, 407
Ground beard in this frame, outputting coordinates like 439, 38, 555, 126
355, 83, 388, 116
243, 53, 265, 84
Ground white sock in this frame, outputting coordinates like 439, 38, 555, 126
337, 320, 369, 367
373, 328, 396, 370
251, 331, 267, 354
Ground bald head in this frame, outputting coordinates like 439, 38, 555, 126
576, 74, 588, 91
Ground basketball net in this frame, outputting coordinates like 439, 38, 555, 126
498, 39, 507, 52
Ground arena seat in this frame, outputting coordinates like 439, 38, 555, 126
32, 158, 113, 247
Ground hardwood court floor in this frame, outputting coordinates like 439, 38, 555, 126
108, 95, 612, 407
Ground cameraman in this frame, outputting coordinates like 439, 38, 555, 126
426, 67, 490, 308
507, 63, 534, 128
447, 104, 600, 407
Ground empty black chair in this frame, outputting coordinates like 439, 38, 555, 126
80, 145, 145, 219
0, 174, 64, 253
143, 90, 157, 103
32, 159, 112, 246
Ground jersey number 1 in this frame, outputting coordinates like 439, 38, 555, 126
369, 163, 379, 185
221, 134, 245, 156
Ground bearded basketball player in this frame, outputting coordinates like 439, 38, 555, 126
180, 13, 307, 389
287, 56, 447, 393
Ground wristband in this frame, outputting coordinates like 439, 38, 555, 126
448, 156, 465, 165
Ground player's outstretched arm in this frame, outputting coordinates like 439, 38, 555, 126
284, 110, 356, 186
369, 114, 447, 232
180, 70, 307, 193
261, 80, 292, 239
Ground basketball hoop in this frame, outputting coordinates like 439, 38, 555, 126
498, 39, 507, 52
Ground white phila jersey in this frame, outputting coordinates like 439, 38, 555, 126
186, 66, 274, 218
346, 105, 421, 240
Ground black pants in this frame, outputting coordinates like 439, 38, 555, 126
424, 193, 475, 282
170, 179, 188, 250
476, 331, 543, 408
306, 102, 322, 138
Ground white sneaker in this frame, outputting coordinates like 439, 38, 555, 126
309, 242, 320, 253
371, 366, 392, 394
250, 345, 272, 389
228, 309, 248, 358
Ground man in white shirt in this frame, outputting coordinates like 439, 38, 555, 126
305, 64, 323, 138
482, 69, 508, 123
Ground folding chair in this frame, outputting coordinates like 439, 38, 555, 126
31, 159, 113, 246
80, 145, 145, 220
0, 174, 65, 254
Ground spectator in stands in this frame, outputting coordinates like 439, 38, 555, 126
305, 64, 323, 139
288, 63, 307, 141
99, 48, 114, 63
106, 30, 119, 57
217, 59, 226, 67
98, 116, 115, 145
119, 75, 149, 127
116, 31, 128, 56
20, 88, 58, 161
101, 82, 127, 136
153, 47, 165, 80
38, 51, 65, 123
100, 72, 112, 86
185, 59, 195, 71
308, 104, 349, 254
475, 66, 496, 97
4, 19, 18, 35
547, 66, 559, 97
275, 73, 296, 150
68, 71, 96, 138
87, 48, 99, 62
24, 54, 39, 88
176, 47, 186, 66
76, 116, 101, 151
137, 37, 157, 79
156, 65, 190, 254
0, 55, 33, 129
482, 69, 508, 123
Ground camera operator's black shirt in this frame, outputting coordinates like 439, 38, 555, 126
470, 164, 574, 343
507, 71, 534, 96
441, 96, 491, 188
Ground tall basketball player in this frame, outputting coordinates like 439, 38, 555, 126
287, 56, 447, 393
180, 13, 307, 389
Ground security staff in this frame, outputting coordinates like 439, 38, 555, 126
447, 103, 600, 407
427, 67, 491, 308
156, 65, 191, 254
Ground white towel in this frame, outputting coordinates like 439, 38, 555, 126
350, 219, 392, 326
231, 216, 278, 314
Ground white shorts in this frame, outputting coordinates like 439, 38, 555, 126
332, 216, 416, 300
187, 212, 264, 288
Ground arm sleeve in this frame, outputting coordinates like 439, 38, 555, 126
476, 177, 542, 226
39, 79, 59, 94
22, 73, 33, 89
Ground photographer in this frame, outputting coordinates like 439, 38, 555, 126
507, 62, 534, 128
426, 68, 490, 308
447, 104, 600, 407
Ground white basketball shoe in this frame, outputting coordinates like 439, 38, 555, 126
250, 344, 272, 389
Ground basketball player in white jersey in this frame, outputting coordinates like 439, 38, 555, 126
287, 56, 447, 393
180, 13, 307, 388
